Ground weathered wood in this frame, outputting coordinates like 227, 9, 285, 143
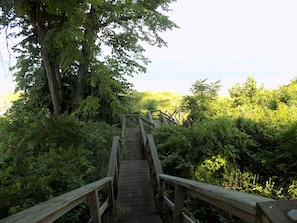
173, 185, 185, 223
161, 113, 169, 125
0, 177, 113, 223
100, 199, 109, 217
256, 200, 297, 223
106, 136, 120, 201
139, 117, 148, 147
125, 127, 143, 160
161, 188, 199, 223
88, 190, 100, 223
147, 134, 163, 176
146, 134, 163, 197
147, 110, 154, 123
159, 174, 275, 223
107, 136, 120, 178
164, 196, 174, 212
118, 160, 162, 223
107, 180, 114, 210
139, 116, 155, 130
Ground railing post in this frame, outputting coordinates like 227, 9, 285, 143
107, 180, 114, 212
161, 113, 169, 125
158, 178, 165, 218
88, 190, 100, 223
256, 200, 297, 223
173, 184, 185, 223
147, 110, 153, 123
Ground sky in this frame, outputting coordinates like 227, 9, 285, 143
127, 0, 297, 95
1, 0, 297, 95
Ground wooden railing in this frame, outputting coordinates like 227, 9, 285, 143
147, 110, 179, 126
107, 136, 121, 200
158, 174, 278, 223
137, 115, 297, 223
0, 136, 122, 223
3, 112, 296, 223
138, 117, 163, 207
0, 178, 113, 223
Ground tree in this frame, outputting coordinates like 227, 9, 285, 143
279, 78, 297, 106
181, 79, 221, 123
0, 0, 177, 118
229, 76, 264, 107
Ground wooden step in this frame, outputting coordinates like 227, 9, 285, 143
124, 128, 144, 160
118, 160, 162, 223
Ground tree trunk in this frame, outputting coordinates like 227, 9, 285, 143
77, 6, 97, 106
77, 49, 88, 106
33, 2, 62, 117
40, 47, 62, 116
54, 64, 69, 113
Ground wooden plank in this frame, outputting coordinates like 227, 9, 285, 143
161, 113, 169, 125
107, 136, 120, 177
88, 190, 100, 223
182, 212, 196, 223
256, 200, 297, 223
139, 117, 147, 147
0, 177, 113, 223
164, 196, 174, 212
159, 174, 275, 223
147, 110, 154, 123
139, 116, 155, 129
161, 195, 196, 223
173, 185, 185, 223
147, 134, 163, 176
100, 199, 109, 217
117, 160, 162, 223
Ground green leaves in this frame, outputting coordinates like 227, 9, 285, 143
181, 79, 222, 123
0, 111, 119, 219
1, 0, 177, 118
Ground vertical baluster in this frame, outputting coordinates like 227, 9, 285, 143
173, 184, 185, 223
88, 189, 100, 223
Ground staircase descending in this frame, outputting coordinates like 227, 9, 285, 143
1, 111, 294, 223
118, 127, 162, 223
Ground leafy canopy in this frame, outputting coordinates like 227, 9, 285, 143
0, 0, 177, 120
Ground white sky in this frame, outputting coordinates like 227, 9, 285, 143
128, 0, 297, 95
1, 0, 297, 95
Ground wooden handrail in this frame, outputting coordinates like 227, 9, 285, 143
158, 174, 276, 223
0, 136, 122, 223
145, 134, 163, 195
147, 110, 179, 126
137, 117, 296, 223
0, 177, 113, 223
107, 136, 121, 199
139, 116, 155, 130
138, 117, 163, 197
5, 111, 294, 223
138, 116, 148, 147
147, 110, 154, 123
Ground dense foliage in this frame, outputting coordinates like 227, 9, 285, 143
0, 0, 176, 119
153, 77, 297, 222
127, 91, 183, 114
0, 102, 119, 219
0, 0, 177, 220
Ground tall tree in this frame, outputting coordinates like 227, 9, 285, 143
181, 79, 221, 123
229, 76, 264, 107
0, 0, 177, 118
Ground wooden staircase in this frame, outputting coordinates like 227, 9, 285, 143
118, 128, 162, 223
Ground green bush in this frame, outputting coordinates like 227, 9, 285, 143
0, 108, 119, 219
